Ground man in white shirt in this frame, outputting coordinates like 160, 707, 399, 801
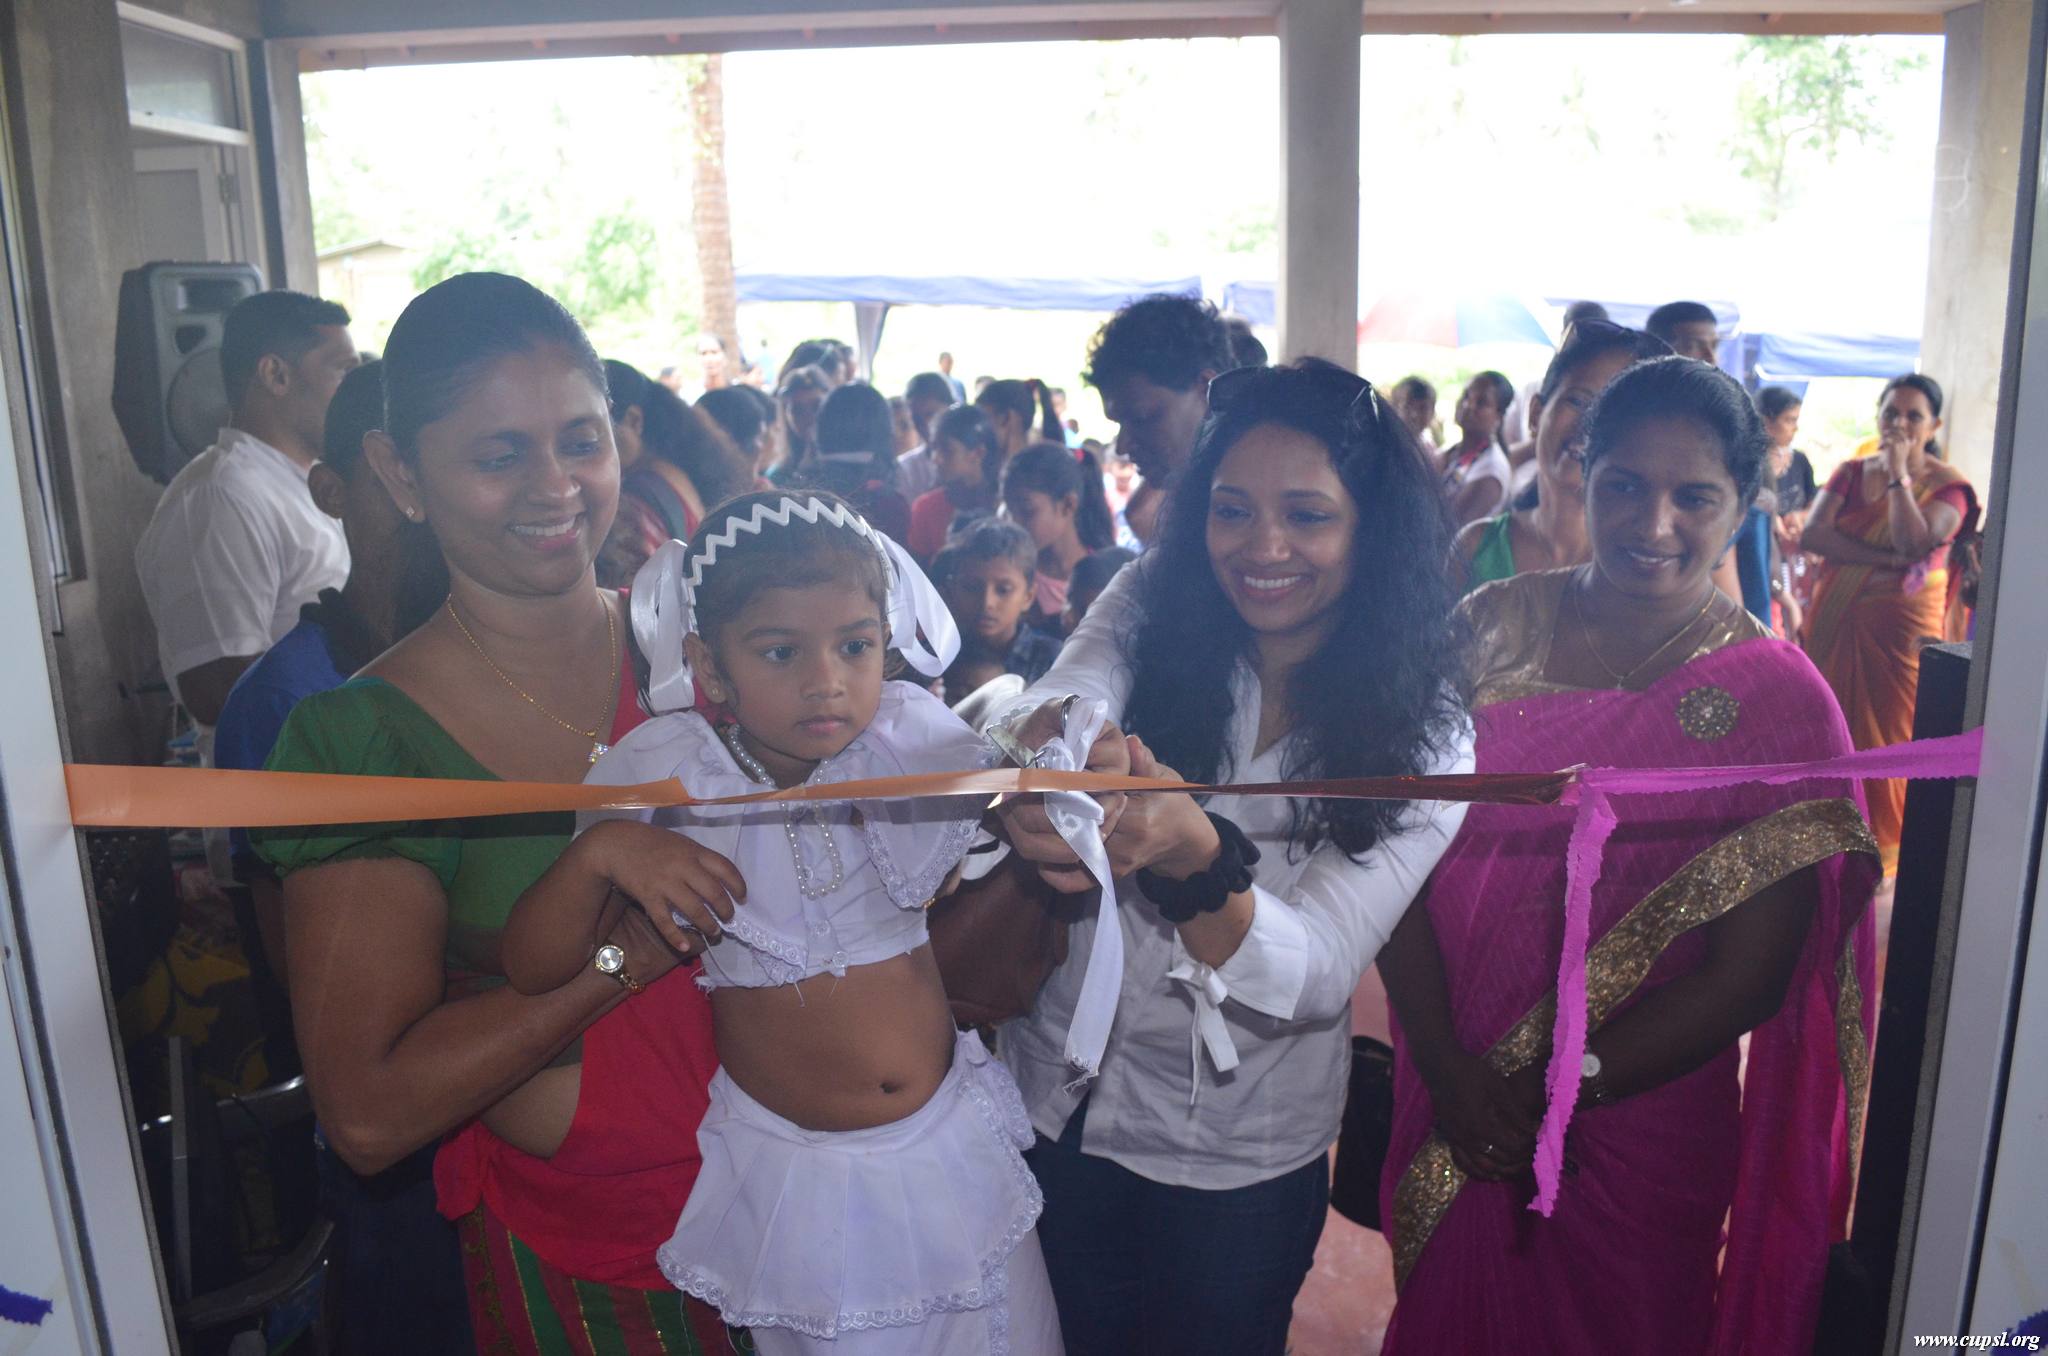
136, 289, 359, 728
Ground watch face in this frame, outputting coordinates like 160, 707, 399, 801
1581, 1051, 1602, 1078
595, 944, 625, 974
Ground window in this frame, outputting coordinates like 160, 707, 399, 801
116, 5, 250, 146
118, 20, 242, 133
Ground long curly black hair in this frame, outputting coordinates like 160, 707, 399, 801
1121, 359, 1471, 860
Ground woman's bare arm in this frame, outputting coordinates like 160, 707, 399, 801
1507, 866, 1821, 1116
1799, 488, 1910, 568
1886, 489, 1962, 561
500, 820, 743, 994
1378, 904, 1539, 1181
285, 855, 668, 1175
1449, 517, 1489, 591
1449, 476, 1505, 529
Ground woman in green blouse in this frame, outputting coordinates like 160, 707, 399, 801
1453, 320, 1668, 594
254, 273, 742, 1353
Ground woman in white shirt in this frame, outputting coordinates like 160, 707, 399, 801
988, 360, 1475, 1356
1437, 370, 1516, 529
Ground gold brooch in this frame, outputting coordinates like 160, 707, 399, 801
1676, 685, 1740, 741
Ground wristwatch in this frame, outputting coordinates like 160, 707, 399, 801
593, 942, 642, 995
1580, 1049, 1614, 1107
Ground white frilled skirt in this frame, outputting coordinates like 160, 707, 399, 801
657, 1029, 1063, 1355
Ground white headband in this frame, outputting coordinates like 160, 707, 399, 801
629, 495, 961, 713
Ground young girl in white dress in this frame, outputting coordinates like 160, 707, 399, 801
501, 491, 1063, 1356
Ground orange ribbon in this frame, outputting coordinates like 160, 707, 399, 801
62, 764, 1575, 830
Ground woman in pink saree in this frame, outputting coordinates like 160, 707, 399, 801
1378, 357, 1879, 1355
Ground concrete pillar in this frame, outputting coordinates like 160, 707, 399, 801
1277, 0, 1360, 368
1917, 0, 2033, 489
254, 40, 321, 291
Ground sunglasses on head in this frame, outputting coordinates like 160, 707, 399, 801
1206, 363, 1393, 441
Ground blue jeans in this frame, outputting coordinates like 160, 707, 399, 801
1024, 1098, 1329, 1356
316, 1136, 472, 1355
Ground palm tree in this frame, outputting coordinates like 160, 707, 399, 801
687, 55, 740, 371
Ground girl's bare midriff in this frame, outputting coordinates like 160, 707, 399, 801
713, 944, 957, 1131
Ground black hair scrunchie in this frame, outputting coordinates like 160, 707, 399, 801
1137, 813, 1262, 923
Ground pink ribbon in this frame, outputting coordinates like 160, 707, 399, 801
1528, 727, 1984, 1216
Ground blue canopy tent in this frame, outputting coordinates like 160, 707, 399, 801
736, 272, 1204, 375
739, 269, 1920, 384
1747, 328, 1921, 381
1221, 280, 1275, 326
738, 272, 1202, 310
1225, 280, 1916, 381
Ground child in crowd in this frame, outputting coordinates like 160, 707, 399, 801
1123, 478, 1166, 549
500, 491, 1059, 1356
974, 377, 1062, 460
1061, 547, 1136, 635
806, 383, 912, 546
1001, 441, 1118, 633
931, 518, 1063, 705
907, 405, 1002, 562
1096, 441, 1135, 509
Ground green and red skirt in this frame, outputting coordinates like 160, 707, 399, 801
458, 1206, 749, 1355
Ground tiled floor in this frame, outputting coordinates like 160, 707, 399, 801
1287, 1201, 1396, 1356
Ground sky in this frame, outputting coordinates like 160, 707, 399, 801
305, 32, 1943, 450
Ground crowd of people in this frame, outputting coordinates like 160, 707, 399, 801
126, 274, 1981, 1355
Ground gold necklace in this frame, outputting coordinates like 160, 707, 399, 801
1570, 575, 1716, 689
446, 597, 620, 764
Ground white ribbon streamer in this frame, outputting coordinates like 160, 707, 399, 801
1025, 697, 1124, 1082
874, 531, 961, 680
631, 539, 697, 715
630, 497, 962, 713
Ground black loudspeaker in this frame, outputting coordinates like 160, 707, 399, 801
112, 261, 263, 485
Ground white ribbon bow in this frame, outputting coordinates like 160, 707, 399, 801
1023, 698, 1124, 1083
630, 497, 962, 714
1164, 956, 1241, 1107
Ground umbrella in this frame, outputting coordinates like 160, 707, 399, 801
1356, 291, 1553, 348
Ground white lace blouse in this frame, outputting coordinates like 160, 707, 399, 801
579, 681, 991, 990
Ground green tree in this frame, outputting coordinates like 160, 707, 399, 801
1209, 205, 1277, 258
410, 203, 528, 290
1731, 36, 1926, 220
562, 210, 659, 324
302, 79, 372, 252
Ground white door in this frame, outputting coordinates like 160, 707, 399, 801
0, 243, 171, 1351
133, 144, 242, 263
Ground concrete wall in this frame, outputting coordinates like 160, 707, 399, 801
161, 0, 261, 34
254, 38, 320, 290
7, 0, 164, 766
1918, 0, 2033, 490
2, 0, 302, 765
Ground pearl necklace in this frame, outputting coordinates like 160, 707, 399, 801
720, 724, 845, 899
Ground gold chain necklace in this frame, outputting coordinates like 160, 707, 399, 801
446, 597, 620, 764
1570, 575, 1716, 689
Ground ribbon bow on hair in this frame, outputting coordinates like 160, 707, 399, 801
629, 496, 962, 714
